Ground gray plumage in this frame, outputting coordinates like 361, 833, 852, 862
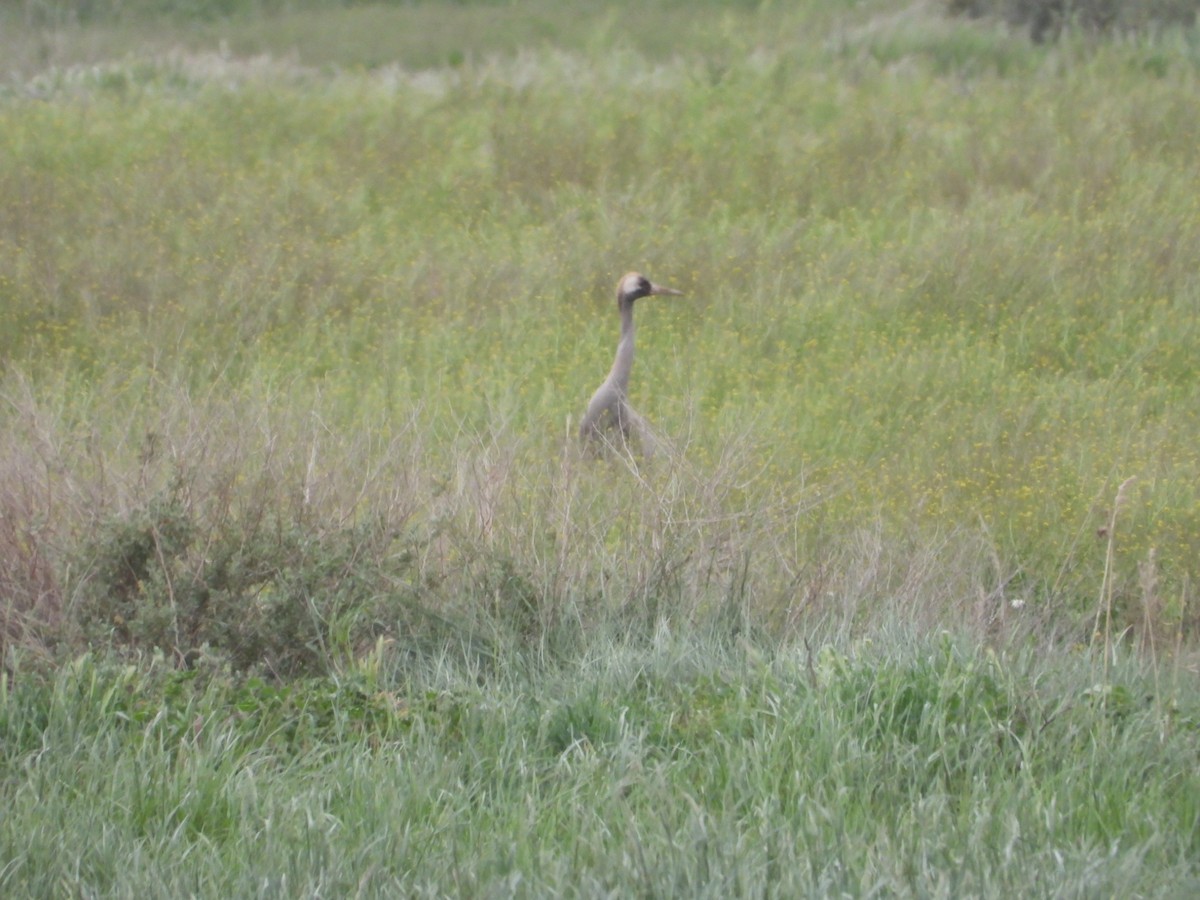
579, 271, 683, 452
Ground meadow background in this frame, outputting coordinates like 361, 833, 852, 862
1, 0, 1199, 894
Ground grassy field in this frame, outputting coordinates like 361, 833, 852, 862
3, 639, 1198, 895
2, 0, 1200, 894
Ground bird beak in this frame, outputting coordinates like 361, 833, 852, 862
648, 282, 684, 297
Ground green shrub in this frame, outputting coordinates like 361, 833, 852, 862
72, 487, 442, 677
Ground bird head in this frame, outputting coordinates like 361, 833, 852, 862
617, 271, 683, 307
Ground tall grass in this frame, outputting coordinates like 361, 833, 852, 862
3, 4, 1199, 664
2, 1, 1200, 892
2, 634, 1198, 895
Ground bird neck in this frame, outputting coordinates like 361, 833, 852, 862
608, 300, 635, 394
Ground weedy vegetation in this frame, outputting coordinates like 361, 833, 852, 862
1, 0, 1199, 895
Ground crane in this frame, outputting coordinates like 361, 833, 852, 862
579, 271, 683, 453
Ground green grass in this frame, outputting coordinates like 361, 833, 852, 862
3, 636, 1198, 895
2, 0, 1200, 893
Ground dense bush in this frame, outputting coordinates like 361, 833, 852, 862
71, 488, 443, 677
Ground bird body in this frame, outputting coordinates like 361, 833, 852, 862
579, 272, 682, 452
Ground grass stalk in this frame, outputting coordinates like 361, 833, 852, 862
1094, 477, 1136, 680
